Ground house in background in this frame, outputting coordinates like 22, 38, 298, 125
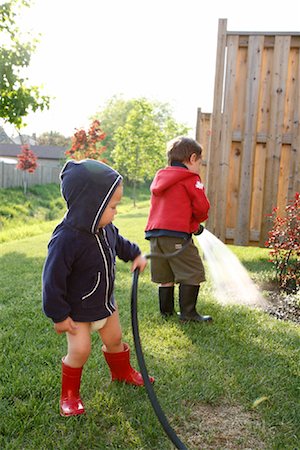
0, 127, 67, 167
11, 133, 38, 146
0, 127, 68, 188
0, 127, 15, 145
0, 127, 37, 146
0, 143, 67, 168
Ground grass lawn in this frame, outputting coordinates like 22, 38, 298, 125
0, 186, 299, 449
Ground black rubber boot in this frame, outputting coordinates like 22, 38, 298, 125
159, 286, 175, 317
178, 284, 212, 323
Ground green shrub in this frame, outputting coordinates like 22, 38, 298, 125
0, 184, 63, 231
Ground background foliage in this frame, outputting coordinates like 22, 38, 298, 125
36, 131, 70, 147
0, 0, 50, 129
93, 96, 189, 181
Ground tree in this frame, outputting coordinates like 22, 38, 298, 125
16, 143, 38, 194
92, 95, 134, 163
37, 131, 70, 147
112, 98, 188, 205
92, 95, 189, 164
0, 0, 50, 129
65, 120, 107, 161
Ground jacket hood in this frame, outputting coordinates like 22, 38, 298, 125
60, 159, 122, 234
151, 166, 197, 195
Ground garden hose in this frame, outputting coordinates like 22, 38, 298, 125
130, 240, 191, 450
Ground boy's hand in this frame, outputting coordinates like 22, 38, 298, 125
131, 254, 147, 273
194, 224, 204, 235
54, 317, 78, 335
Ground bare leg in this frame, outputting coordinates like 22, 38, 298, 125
64, 322, 91, 368
98, 305, 123, 353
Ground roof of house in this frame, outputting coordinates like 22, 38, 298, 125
0, 128, 14, 144
0, 144, 67, 160
12, 134, 38, 145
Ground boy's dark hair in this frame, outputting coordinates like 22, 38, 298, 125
166, 136, 203, 165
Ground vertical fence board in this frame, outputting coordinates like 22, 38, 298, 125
235, 35, 264, 245
277, 144, 292, 214
226, 142, 242, 232
257, 47, 273, 135
206, 18, 228, 234
215, 34, 239, 241
260, 36, 291, 245
250, 143, 267, 232
291, 48, 300, 195
284, 48, 299, 204
232, 47, 248, 134
0, 162, 3, 188
196, 108, 212, 185
226, 47, 248, 236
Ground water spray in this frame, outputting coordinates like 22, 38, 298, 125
196, 229, 267, 308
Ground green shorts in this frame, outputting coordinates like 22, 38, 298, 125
149, 236, 206, 285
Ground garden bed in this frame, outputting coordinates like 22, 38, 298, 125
265, 291, 300, 324
259, 281, 300, 324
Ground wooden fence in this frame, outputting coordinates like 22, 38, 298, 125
197, 19, 300, 247
0, 161, 61, 188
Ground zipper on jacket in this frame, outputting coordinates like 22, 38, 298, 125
102, 228, 115, 277
95, 233, 115, 314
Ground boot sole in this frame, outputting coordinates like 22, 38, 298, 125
60, 408, 85, 417
179, 318, 213, 323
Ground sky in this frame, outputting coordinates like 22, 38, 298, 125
6, 0, 300, 138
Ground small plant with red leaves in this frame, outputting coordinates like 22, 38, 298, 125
265, 192, 300, 293
66, 120, 107, 161
16, 144, 38, 194
16, 144, 38, 173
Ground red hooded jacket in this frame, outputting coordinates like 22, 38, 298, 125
145, 166, 210, 234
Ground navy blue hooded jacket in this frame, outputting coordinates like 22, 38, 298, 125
42, 159, 141, 323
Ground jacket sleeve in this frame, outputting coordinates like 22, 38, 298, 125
190, 176, 210, 224
42, 233, 75, 323
113, 226, 141, 262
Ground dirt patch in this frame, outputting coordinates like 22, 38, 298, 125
178, 402, 268, 450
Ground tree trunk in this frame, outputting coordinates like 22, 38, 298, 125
133, 180, 136, 207
22, 171, 28, 195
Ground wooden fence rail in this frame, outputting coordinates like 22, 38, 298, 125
197, 19, 300, 247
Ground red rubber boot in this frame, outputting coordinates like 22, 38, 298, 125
60, 358, 85, 416
102, 343, 155, 386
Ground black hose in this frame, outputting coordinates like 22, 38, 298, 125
131, 240, 191, 450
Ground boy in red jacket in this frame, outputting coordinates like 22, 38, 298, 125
145, 136, 212, 323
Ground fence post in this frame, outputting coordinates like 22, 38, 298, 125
206, 18, 228, 237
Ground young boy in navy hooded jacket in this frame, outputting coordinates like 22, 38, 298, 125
42, 159, 154, 417
145, 136, 212, 323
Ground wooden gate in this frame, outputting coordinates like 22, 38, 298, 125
198, 19, 300, 246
